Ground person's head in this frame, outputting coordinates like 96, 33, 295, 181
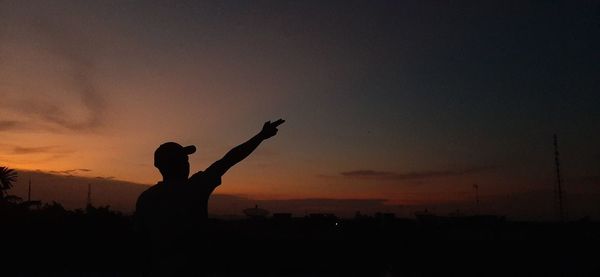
154, 142, 196, 181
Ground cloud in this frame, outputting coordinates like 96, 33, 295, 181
31, 18, 105, 131
48, 168, 92, 175
341, 166, 496, 181
315, 174, 337, 179
342, 170, 398, 178
0, 120, 20, 131
0, 16, 106, 132
95, 176, 115, 180
12, 146, 57, 154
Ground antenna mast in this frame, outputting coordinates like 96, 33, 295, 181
473, 184, 480, 215
87, 183, 92, 208
553, 134, 566, 222
28, 177, 32, 202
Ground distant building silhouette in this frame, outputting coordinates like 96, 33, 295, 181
272, 213, 292, 219
244, 204, 269, 219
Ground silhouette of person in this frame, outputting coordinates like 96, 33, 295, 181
134, 119, 284, 276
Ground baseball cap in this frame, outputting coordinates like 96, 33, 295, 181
154, 142, 196, 168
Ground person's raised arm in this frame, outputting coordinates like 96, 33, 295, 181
205, 119, 284, 177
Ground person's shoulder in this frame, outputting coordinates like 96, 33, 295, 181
135, 182, 164, 214
189, 171, 221, 185
190, 171, 205, 179
145, 182, 165, 192
138, 182, 164, 200
189, 171, 208, 183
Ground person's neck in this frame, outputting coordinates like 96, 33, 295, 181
162, 176, 187, 184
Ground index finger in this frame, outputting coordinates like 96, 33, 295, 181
272, 119, 285, 127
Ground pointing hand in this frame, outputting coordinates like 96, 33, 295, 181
260, 119, 285, 139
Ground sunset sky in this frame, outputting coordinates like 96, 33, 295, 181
1, 1, 599, 216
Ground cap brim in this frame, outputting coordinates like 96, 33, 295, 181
183, 145, 196, 155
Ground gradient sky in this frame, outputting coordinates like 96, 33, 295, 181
1, 1, 599, 214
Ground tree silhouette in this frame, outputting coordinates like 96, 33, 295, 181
0, 166, 18, 198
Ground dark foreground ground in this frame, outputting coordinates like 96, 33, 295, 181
2, 204, 599, 276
